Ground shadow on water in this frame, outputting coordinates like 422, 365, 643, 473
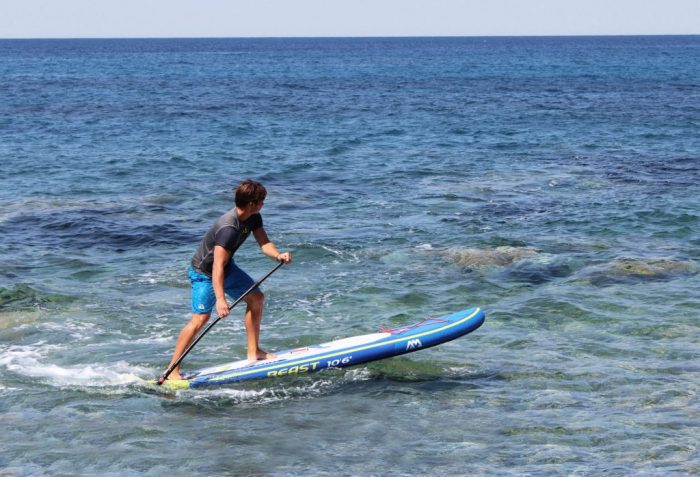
497, 259, 578, 285
364, 356, 479, 382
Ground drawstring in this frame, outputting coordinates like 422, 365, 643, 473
379, 317, 448, 335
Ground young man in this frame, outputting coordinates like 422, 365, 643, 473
165, 179, 291, 381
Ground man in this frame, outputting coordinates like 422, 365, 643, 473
165, 179, 291, 380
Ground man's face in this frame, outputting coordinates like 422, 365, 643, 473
251, 200, 264, 214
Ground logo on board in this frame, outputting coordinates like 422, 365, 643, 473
406, 339, 422, 351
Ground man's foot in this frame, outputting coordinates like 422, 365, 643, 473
248, 349, 277, 361
167, 370, 183, 380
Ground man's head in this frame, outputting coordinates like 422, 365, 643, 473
235, 179, 267, 209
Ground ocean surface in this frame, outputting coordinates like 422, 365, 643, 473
1, 36, 699, 476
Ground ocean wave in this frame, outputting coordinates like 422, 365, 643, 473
0, 344, 150, 388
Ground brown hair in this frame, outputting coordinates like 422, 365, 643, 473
234, 179, 267, 208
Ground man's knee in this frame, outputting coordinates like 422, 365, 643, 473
189, 313, 210, 332
246, 291, 264, 309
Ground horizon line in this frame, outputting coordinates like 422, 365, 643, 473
1, 33, 699, 41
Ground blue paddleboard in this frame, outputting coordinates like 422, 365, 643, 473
169, 306, 485, 389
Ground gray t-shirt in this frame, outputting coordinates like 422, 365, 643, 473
191, 209, 263, 276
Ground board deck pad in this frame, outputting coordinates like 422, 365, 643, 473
174, 306, 485, 389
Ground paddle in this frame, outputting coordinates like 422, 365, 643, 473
157, 261, 285, 385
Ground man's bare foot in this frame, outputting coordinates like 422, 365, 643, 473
167, 370, 183, 380
248, 349, 277, 361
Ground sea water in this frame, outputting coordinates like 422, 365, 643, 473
0, 36, 699, 476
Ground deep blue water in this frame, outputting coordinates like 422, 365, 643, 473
1, 36, 699, 476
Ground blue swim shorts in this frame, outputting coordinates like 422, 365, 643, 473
188, 264, 260, 314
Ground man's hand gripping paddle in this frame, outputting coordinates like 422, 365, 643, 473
157, 261, 284, 385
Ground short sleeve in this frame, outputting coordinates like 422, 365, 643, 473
214, 226, 238, 250
250, 214, 263, 231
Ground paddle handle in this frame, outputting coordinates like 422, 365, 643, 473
157, 261, 284, 385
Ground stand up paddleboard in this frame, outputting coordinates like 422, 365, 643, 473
165, 306, 485, 390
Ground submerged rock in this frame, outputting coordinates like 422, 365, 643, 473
504, 259, 577, 285
442, 246, 541, 268
614, 259, 696, 276
581, 259, 697, 286
0, 284, 76, 311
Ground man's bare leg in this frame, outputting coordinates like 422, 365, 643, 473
244, 291, 276, 361
166, 313, 210, 380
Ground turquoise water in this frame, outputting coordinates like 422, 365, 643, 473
1, 36, 699, 475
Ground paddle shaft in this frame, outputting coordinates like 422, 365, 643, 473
157, 261, 284, 385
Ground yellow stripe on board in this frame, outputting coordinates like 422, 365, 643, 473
203, 307, 482, 383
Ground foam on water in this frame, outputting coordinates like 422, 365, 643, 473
0, 344, 150, 388
157, 367, 377, 407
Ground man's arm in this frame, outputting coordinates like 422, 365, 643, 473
253, 227, 291, 263
212, 245, 233, 318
